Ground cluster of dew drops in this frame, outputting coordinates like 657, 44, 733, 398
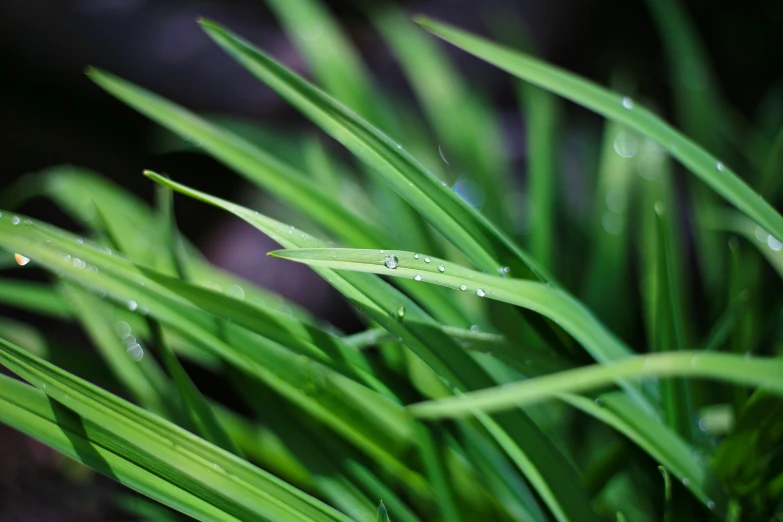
382, 250, 487, 298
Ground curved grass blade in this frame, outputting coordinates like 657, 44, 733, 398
562, 392, 724, 514
414, 17, 783, 245
643, 0, 728, 296
60, 283, 171, 418
407, 351, 782, 418
707, 209, 783, 280
149, 173, 600, 522
198, 19, 549, 283
0, 339, 355, 522
86, 68, 384, 249
268, 248, 635, 368
370, 6, 513, 227
0, 278, 71, 319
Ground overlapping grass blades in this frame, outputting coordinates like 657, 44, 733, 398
414, 17, 783, 246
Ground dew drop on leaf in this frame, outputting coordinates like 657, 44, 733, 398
384, 255, 399, 269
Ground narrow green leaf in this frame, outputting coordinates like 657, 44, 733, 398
406, 352, 783, 418
377, 500, 390, 522
86, 68, 384, 249
267, 248, 635, 368
371, 6, 513, 227
414, 17, 783, 244
0, 278, 71, 319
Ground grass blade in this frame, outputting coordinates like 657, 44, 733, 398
86, 68, 384, 249
406, 352, 783, 418
414, 17, 783, 245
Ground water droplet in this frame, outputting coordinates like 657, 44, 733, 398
716, 161, 724, 172
459, 284, 467, 291
76, 237, 84, 244
476, 288, 486, 297
595, 398, 602, 405
14, 254, 30, 266
453, 179, 485, 210
127, 343, 144, 361
621, 96, 634, 109
682, 477, 690, 486
226, 285, 245, 300
128, 300, 138, 312
754, 226, 768, 242
73, 258, 86, 269
11, 216, 21, 225
470, 325, 479, 332
384, 255, 399, 269
413, 253, 419, 259
397, 306, 405, 318
379, 250, 385, 253
115, 321, 131, 339
414, 274, 422, 281
64, 254, 72, 262
437, 264, 445, 272
768, 235, 782, 251
438, 144, 450, 164
602, 212, 623, 235
613, 132, 638, 158
707, 501, 715, 510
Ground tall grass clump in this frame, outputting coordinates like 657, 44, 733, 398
1, 1, 782, 520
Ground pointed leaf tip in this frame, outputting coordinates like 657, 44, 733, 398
376, 500, 390, 522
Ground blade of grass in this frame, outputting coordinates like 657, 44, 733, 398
0, 340, 355, 522
643, 0, 728, 297
60, 283, 172, 418
0, 278, 71, 319
413, 17, 783, 245
407, 352, 783, 418
87, 68, 384, 249
370, 6, 513, 227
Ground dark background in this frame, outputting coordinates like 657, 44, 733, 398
0, 0, 781, 519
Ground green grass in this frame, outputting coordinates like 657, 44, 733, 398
1, 2, 782, 521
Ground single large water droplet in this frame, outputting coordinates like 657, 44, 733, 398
613, 132, 638, 158
715, 161, 724, 171
115, 321, 131, 339
226, 285, 245, 300
437, 264, 445, 272
438, 144, 449, 164
14, 254, 30, 266
11, 216, 21, 225
424, 257, 431, 264
470, 325, 479, 332
768, 235, 782, 251
413, 253, 419, 259
384, 255, 399, 269
414, 274, 422, 281
621, 96, 634, 109
459, 284, 467, 291
476, 288, 486, 297
127, 343, 144, 361
397, 306, 405, 318
707, 501, 715, 510
128, 300, 138, 312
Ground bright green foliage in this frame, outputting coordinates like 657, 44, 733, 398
1, 3, 782, 522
